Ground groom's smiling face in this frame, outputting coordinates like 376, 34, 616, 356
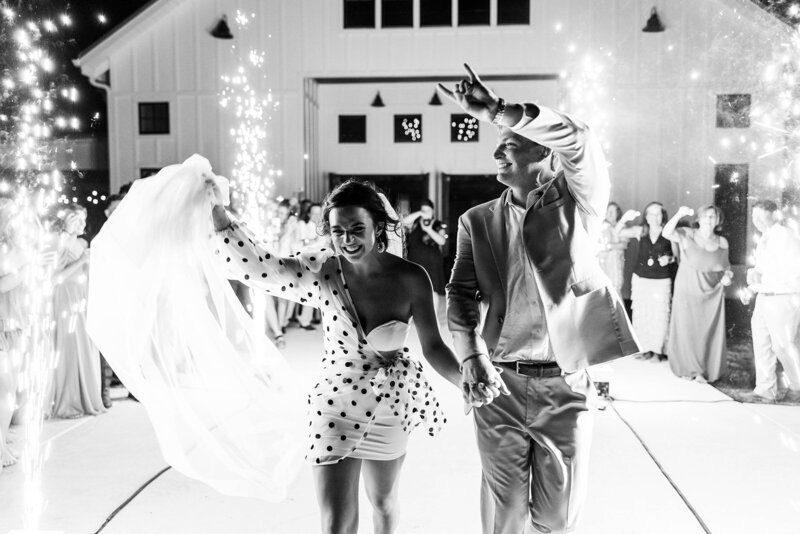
493, 128, 550, 189
329, 206, 380, 262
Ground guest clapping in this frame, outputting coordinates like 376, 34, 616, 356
620, 202, 678, 361
663, 205, 732, 383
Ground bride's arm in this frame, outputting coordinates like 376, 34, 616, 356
211, 205, 330, 306
407, 263, 462, 388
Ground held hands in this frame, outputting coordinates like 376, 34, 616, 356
720, 270, 734, 287
437, 64, 501, 123
746, 268, 762, 286
460, 354, 510, 412
657, 255, 672, 267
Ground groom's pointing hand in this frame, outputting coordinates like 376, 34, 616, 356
437, 63, 501, 123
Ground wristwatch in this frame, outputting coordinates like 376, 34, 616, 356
491, 98, 506, 126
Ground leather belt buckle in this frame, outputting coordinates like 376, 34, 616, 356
513, 361, 561, 379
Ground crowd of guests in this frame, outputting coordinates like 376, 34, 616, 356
598, 198, 800, 401
0, 198, 110, 472
2, 177, 798, 475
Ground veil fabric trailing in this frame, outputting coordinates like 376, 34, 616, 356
87, 155, 305, 501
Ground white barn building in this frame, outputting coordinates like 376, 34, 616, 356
75, 0, 794, 266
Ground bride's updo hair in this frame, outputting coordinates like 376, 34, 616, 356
320, 179, 401, 249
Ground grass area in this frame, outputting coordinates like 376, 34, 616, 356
712, 299, 800, 406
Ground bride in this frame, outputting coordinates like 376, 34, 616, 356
88, 156, 485, 534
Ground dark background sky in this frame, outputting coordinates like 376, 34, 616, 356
26, 0, 154, 135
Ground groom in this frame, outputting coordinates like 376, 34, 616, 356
441, 65, 639, 534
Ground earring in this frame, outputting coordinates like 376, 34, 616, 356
376, 241, 386, 253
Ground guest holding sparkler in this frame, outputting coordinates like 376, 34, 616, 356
663, 205, 732, 383
597, 202, 638, 295
746, 200, 800, 402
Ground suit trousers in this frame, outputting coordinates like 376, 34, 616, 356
474, 368, 594, 534
752, 294, 800, 398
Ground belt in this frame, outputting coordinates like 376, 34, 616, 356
496, 360, 562, 379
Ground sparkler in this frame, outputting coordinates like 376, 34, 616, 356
218, 10, 282, 341
0, 3, 81, 531
219, 10, 281, 236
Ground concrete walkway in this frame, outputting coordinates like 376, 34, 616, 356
1, 324, 798, 534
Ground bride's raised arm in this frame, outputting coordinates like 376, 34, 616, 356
209, 200, 332, 307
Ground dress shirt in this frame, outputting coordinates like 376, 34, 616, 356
753, 223, 800, 294
492, 193, 552, 362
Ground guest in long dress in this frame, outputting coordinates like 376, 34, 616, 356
0, 199, 28, 467
620, 202, 678, 361
663, 205, 733, 383
49, 205, 105, 418
403, 199, 447, 295
597, 202, 638, 295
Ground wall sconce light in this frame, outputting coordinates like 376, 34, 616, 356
371, 91, 385, 107
642, 7, 665, 33
428, 91, 442, 106
210, 15, 234, 39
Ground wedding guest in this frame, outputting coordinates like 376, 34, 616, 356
746, 200, 800, 401
0, 199, 27, 468
208, 178, 462, 534
296, 202, 326, 329
274, 200, 301, 334
597, 202, 638, 295
663, 205, 732, 383
404, 199, 447, 297
620, 202, 677, 361
439, 64, 638, 534
49, 205, 105, 418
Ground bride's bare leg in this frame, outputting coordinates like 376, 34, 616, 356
363, 455, 406, 534
313, 457, 362, 534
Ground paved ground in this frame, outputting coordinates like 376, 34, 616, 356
1, 323, 798, 534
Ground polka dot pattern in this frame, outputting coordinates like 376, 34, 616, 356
214, 220, 445, 466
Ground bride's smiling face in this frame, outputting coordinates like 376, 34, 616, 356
329, 206, 381, 263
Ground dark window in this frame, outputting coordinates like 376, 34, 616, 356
498, 0, 530, 25
459, 0, 489, 25
420, 0, 451, 26
344, 0, 375, 28
451, 114, 480, 142
140, 168, 160, 178
394, 114, 422, 143
714, 163, 748, 264
382, 0, 412, 27
716, 94, 751, 128
138, 102, 169, 135
339, 115, 367, 143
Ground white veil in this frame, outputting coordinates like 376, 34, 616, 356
87, 155, 305, 501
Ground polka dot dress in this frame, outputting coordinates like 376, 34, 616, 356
213, 219, 445, 465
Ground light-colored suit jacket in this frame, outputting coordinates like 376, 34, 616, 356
446, 105, 640, 372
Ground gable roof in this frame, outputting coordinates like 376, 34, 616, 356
73, 0, 189, 80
